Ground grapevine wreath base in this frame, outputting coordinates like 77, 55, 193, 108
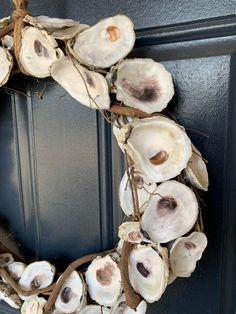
0, 1, 209, 313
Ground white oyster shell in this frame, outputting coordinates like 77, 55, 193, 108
50, 56, 110, 109
19, 261, 55, 291
119, 172, 157, 216
0, 282, 22, 309
170, 231, 207, 277
19, 26, 61, 77
7, 261, 26, 279
72, 15, 135, 68
24, 15, 79, 32
51, 24, 89, 40
115, 116, 192, 183
118, 221, 152, 244
21, 296, 46, 314
114, 58, 174, 113
0, 46, 13, 86
112, 293, 147, 314
185, 144, 209, 191
141, 180, 199, 243
79, 305, 110, 314
128, 244, 169, 303
0, 253, 14, 267
85, 255, 121, 307
55, 271, 86, 313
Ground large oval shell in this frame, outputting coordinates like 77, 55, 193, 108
170, 231, 207, 277
141, 180, 199, 243
71, 15, 135, 68
128, 245, 169, 303
19, 27, 61, 77
50, 56, 110, 109
114, 58, 174, 114
115, 116, 192, 183
55, 271, 86, 313
85, 255, 121, 307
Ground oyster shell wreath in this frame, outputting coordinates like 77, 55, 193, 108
0, 1, 209, 313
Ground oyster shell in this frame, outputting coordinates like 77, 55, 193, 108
185, 144, 209, 191
50, 56, 110, 109
0, 16, 11, 28
141, 180, 199, 243
119, 172, 157, 216
79, 305, 110, 314
118, 222, 152, 244
19, 26, 62, 77
0, 282, 22, 309
128, 244, 169, 303
170, 231, 207, 277
115, 116, 192, 183
24, 15, 79, 32
21, 296, 46, 314
71, 15, 135, 68
0, 46, 13, 86
51, 24, 89, 40
85, 255, 121, 307
19, 261, 55, 291
7, 261, 26, 279
2, 35, 14, 51
114, 58, 174, 113
55, 271, 86, 313
0, 253, 14, 267
112, 293, 147, 314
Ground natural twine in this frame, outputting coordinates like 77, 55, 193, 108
12, 0, 29, 75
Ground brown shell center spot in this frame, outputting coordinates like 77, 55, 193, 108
184, 241, 197, 250
149, 150, 169, 165
96, 262, 115, 286
136, 262, 150, 278
157, 195, 177, 214
61, 286, 73, 303
106, 26, 120, 42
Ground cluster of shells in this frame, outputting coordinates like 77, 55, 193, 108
0, 12, 209, 314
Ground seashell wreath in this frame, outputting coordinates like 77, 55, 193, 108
0, 0, 209, 313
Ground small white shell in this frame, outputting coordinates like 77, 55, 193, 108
141, 180, 199, 243
21, 296, 46, 314
0, 46, 13, 86
114, 58, 174, 114
85, 255, 121, 307
19, 26, 61, 77
50, 56, 110, 109
128, 245, 169, 303
185, 144, 209, 191
114, 116, 192, 183
119, 171, 157, 216
118, 221, 151, 244
170, 231, 207, 277
55, 271, 86, 313
72, 15, 135, 68
19, 261, 55, 290
112, 293, 147, 313
0, 16, 11, 28
7, 262, 26, 279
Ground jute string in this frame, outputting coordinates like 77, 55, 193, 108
12, 0, 29, 75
